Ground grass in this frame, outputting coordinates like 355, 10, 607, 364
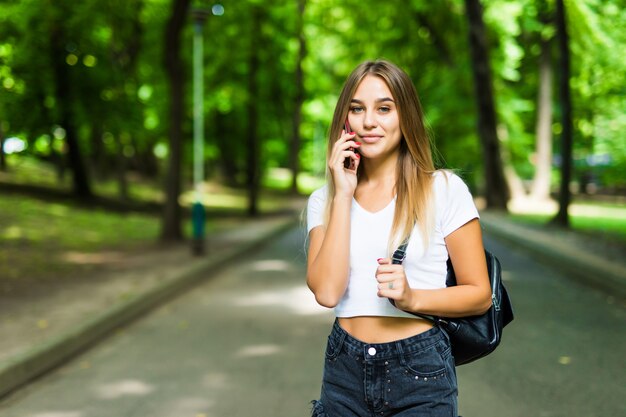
262, 167, 325, 195
0, 194, 160, 251
0, 193, 162, 282
0, 156, 309, 284
508, 201, 626, 244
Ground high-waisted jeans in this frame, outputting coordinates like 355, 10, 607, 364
311, 320, 458, 417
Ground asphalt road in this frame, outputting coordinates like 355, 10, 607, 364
0, 226, 624, 417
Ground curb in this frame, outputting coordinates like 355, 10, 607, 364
0, 216, 300, 400
481, 215, 626, 301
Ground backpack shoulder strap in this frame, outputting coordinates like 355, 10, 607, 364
390, 242, 438, 324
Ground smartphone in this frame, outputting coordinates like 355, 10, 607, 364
343, 119, 358, 169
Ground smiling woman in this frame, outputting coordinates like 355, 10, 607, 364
348, 76, 402, 162
305, 60, 491, 417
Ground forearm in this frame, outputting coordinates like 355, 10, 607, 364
407, 284, 492, 318
407, 219, 492, 317
307, 196, 352, 307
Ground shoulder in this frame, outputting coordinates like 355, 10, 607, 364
308, 185, 329, 202
431, 170, 470, 193
306, 185, 328, 232
307, 185, 329, 211
431, 170, 479, 234
431, 170, 476, 211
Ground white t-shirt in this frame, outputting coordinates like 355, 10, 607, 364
306, 171, 479, 318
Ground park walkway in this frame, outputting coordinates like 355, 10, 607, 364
0, 202, 305, 400
0, 201, 624, 416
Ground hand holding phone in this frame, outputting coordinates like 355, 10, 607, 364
343, 120, 358, 169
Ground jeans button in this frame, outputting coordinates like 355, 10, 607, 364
368, 347, 377, 356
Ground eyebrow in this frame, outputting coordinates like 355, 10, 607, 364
351, 97, 395, 104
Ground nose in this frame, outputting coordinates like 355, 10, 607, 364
363, 109, 378, 129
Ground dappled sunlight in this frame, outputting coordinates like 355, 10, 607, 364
62, 251, 124, 265
28, 412, 83, 417
508, 198, 625, 219
508, 197, 558, 214
202, 372, 231, 390
570, 204, 625, 218
94, 379, 154, 399
250, 259, 291, 272
235, 344, 283, 358
179, 187, 246, 209
166, 397, 214, 416
233, 285, 330, 316
2, 225, 24, 239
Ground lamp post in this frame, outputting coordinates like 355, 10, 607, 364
189, 5, 223, 255
190, 7, 210, 255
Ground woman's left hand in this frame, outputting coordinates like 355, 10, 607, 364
375, 258, 414, 310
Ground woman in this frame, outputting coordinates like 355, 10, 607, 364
306, 60, 492, 416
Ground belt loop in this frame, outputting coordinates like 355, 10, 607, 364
437, 324, 451, 343
332, 319, 348, 352
395, 340, 405, 357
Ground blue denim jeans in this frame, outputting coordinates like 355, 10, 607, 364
311, 320, 458, 417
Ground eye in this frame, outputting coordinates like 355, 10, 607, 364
379, 106, 391, 113
350, 106, 364, 113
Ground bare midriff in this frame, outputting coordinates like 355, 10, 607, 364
338, 316, 434, 344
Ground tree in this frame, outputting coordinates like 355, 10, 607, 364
106, 0, 145, 201
49, 2, 92, 198
246, 5, 261, 217
464, 0, 509, 209
553, 0, 573, 227
161, 0, 190, 241
530, 25, 554, 201
289, 0, 306, 194
1, 0, 624, 218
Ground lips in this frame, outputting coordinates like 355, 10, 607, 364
360, 135, 383, 144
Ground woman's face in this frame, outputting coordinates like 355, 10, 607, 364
348, 75, 402, 162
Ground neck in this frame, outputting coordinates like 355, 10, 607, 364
360, 151, 399, 187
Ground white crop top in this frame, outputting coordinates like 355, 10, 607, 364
306, 171, 480, 318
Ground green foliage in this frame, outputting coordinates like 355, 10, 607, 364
0, 0, 624, 197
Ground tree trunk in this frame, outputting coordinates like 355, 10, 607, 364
289, 0, 306, 194
246, 6, 261, 217
90, 127, 106, 180
50, 13, 92, 198
161, 0, 190, 241
499, 126, 526, 201
464, 0, 509, 209
214, 112, 239, 186
553, 0, 573, 227
530, 35, 554, 201
115, 134, 129, 202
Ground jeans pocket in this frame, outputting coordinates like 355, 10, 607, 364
324, 331, 346, 360
388, 342, 456, 412
399, 343, 448, 380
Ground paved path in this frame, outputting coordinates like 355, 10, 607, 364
457, 235, 625, 417
0, 228, 624, 417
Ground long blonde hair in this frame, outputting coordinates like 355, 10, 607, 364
324, 60, 437, 254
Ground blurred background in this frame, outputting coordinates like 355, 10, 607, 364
1, 0, 625, 246
0, 0, 625, 415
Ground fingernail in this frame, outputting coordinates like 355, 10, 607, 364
356, 154, 360, 158
350, 131, 355, 135
377, 258, 383, 262
354, 141, 362, 145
